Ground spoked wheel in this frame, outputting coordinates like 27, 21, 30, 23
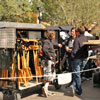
53, 79, 61, 90
0, 92, 3, 100
93, 72, 100, 87
14, 92, 21, 100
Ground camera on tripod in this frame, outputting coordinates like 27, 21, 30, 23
59, 31, 70, 47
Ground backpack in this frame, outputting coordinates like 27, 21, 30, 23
38, 39, 44, 58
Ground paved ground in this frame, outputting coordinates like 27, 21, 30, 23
21, 80, 100, 100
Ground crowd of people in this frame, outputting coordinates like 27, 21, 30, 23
41, 23, 98, 97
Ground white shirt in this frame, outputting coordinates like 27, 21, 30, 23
84, 31, 93, 37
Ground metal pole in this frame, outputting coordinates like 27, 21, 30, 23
37, 7, 42, 24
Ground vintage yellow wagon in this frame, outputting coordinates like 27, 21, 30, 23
0, 22, 74, 100
0, 22, 46, 100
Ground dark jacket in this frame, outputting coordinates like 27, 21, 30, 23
66, 36, 75, 56
42, 39, 57, 61
66, 36, 75, 49
71, 34, 96, 60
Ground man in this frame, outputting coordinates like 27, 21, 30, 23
65, 27, 81, 88
66, 27, 76, 72
42, 30, 62, 97
70, 26, 97, 96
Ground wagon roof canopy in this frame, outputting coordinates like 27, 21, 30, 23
46, 25, 74, 31
59, 26, 73, 31
46, 26, 60, 31
0, 22, 46, 30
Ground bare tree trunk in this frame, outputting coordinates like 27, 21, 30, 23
58, 0, 68, 22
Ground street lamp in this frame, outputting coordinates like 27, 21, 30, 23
37, 7, 42, 24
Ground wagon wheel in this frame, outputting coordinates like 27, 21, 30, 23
93, 72, 100, 87
0, 92, 3, 100
53, 79, 61, 90
14, 92, 21, 100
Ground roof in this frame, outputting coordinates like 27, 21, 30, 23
46, 25, 74, 31
59, 26, 73, 31
46, 26, 60, 31
0, 22, 46, 30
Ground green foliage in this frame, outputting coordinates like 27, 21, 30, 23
41, 0, 60, 25
36, 0, 100, 27
0, 4, 3, 19
0, 0, 100, 31
0, 0, 32, 22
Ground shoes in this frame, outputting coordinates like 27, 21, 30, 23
42, 87, 55, 97
75, 91, 82, 97
42, 87, 48, 97
48, 91, 55, 96
85, 77, 92, 80
65, 84, 70, 88
76, 93, 82, 97
70, 85, 75, 97
79, 94, 82, 97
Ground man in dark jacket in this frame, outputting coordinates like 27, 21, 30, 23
66, 27, 76, 72
42, 30, 62, 97
70, 26, 96, 96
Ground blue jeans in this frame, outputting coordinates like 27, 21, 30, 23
68, 55, 73, 72
72, 59, 82, 95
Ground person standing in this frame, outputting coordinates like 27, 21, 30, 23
70, 26, 97, 96
65, 27, 76, 72
42, 30, 62, 97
